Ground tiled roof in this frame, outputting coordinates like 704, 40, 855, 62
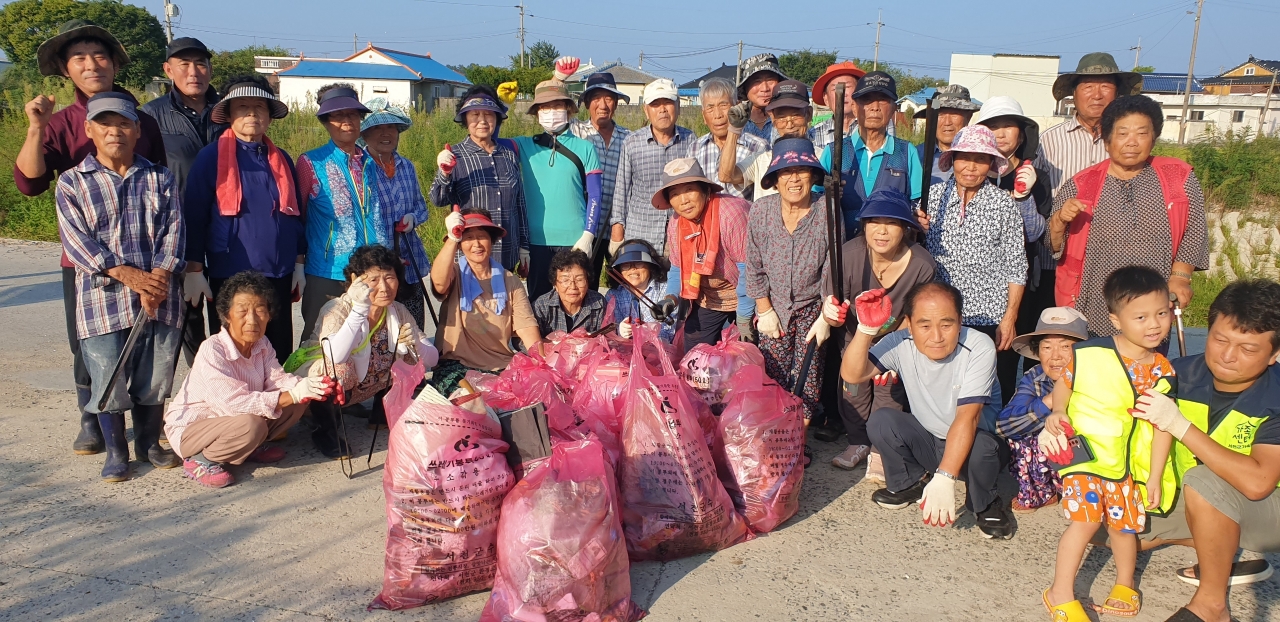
376, 47, 470, 84
1141, 72, 1204, 94
679, 64, 738, 90
568, 61, 662, 85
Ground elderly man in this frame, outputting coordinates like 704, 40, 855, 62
840, 282, 1014, 539
719, 79, 814, 202
735, 54, 788, 141
1129, 281, 1280, 622
571, 72, 632, 285
56, 93, 186, 481
14, 20, 168, 458
811, 61, 866, 152
915, 84, 980, 187
694, 77, 767, 200
142, 37, 226, 363
609, 78, 696, 257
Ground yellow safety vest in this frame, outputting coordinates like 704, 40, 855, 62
1172, 355, 1280, 490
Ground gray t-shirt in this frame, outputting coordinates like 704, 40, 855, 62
869, 327, 1000, 438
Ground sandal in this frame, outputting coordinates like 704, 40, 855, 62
1042, 589, 1090, 621
1176, 559, 1272, 586
1092, 584, 1140, 617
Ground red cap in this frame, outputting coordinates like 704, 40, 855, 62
813, 61, 867, 106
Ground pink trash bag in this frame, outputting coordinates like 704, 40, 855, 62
368, 394, 515, 611
618, 324, 753, 561
470, 353, 571, 412
715, 364, 806, 533
480, 437, 645, 622
541, 328, 612, 384
679, 325, 766, 414
382, 358, 425, 431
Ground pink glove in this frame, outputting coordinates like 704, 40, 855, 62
553, 56, 581, 81
854, 289, 892, 335
823, 295, 849, 326
1013, 161, 1036, 200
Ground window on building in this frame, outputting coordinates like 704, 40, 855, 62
260, 59, 279, 68
1245, 67, 1256, 76
372, 86, 388, 93
1190, 110, 1205, 121
1233, 110, 1245, 123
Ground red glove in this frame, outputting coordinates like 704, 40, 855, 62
873, 370, 898, 386
854, 289, 892, 335
323, 376, 345, 406
553, 56, 581, 81
823, 295, 849, 326
436, 144, 456, 175
1013, 161, 1036, 200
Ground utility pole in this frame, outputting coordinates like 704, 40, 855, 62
639, 51, 644, 70
353, 34, 358, 54
162, 0, 177, 43
1130, 37, 1142, 70
873, 10, 883, 71
736, 40, 743, 85
1178, 0, 1205, 145
1259, 71, 1278, 138
516, 1, 526, 69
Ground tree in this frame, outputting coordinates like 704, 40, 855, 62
210, 45, 290, 84
778, 49, 838, 85
508, 40, 558, 70
842, 56, 945, 99
0, 0, 165, 89
1134, 65, 1156, 73
456, 63, 514, 88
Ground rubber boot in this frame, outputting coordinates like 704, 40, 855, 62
97, 411, 131, 482
132, 405, 181, 469
72, 386, 104, 455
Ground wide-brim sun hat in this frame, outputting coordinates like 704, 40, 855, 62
974, 95, 1041, 162
1012, 307, 1089, 360
455, 92, 508, 123
651, 158, 723, 210
528, 79, 577, 114
938, 125, 1011, 176
761, 137, 825, 190
580, 72, 631, 104
812, 61, 866, 107
736, 53, 788, 99
443, 211, 507, 242
38, 20, 129, 77
858, 188, 923, 232
210, 81, 288, 125
1052, 52, 1143, 101
611, 242, 662, 271
316, 86, 371, 117
360, 98, 412, 133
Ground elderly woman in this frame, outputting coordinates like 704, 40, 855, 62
1050, 95, 1209, 335
305, 245, 438, 458
996, 307, 1088, 512
746, 138, 832, 421
183, 74, 302, 363
921, 125, 1028, 361
605, 239, 675, 342
429, 207, 541, 395
296, 84, 385, 341
431, 86, 528, 273
820, 189, 937, 475
657, 158, 751, 349
533, 249, 607, 336
164, 271, 334, 488
361, 99, 431, 328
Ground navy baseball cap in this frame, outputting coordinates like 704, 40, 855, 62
86, 92, 138, 122
851, 71, 898, 101
765, 79, 811, 112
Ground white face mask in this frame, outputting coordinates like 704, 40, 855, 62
538, 108, 570, 134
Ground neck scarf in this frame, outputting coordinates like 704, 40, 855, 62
675, 195, 722, 300
459, 257, 507, 315
215, 129, 300, 217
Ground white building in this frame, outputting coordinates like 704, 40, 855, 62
271, 44, 470, 112
949, 54, 1061, 129
1147, 93, 1280, 141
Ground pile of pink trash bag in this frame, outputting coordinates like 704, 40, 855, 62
369, 324, 806, 619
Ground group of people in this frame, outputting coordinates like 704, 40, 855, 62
15, 19, 1276, 622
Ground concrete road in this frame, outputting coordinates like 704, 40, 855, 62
0, 239, 1274, 621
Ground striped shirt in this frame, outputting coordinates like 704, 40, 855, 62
55, 154, 185, 339
371, 153, 432, 283
163, 329, 301, 458
428, 138, 528, 271
611, 125, 698, 255
1036, 115, 1107, 193
694, 131, 768, 198
570, 119, 631, 232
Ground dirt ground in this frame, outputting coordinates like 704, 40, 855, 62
0, 239, 1275, 621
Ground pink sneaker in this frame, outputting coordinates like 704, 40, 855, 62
247, 445, 286, 463
183, 458, 234, 488
864, 451, 886, 483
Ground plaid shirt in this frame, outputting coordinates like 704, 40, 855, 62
996, 364, 1056, 440
371, 153, 432, 283
532, 289, 608, 336
56, 154, 185, 339
428, 138, 528, 271
694, 131, 767, 198
571, 119, 631, 233
611, 125, 697, 255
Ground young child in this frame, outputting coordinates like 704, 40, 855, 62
603, 239, 675, 342
1041, 266, 1177, 620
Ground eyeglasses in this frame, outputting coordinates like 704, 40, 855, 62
556, 276, 588, 287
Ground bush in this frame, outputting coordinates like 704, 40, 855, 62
1154, 130, 1280, 211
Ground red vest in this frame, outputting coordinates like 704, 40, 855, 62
1055, 156, 1194, 307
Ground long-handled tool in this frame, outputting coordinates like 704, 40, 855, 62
319, 338, 354, 478
607, 267, 676, 325
398, 230, 439, 329
919, 97, 939, 220
97, 308, 150, 411
1170, 291, 1187, 357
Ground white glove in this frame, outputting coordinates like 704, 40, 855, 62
396, 213, 415, 233
183, 270, 212, 306
1038, 426, 1071, 463
291, 263, 306, 300
518, 247, 531, 272
347, 280, 372, 314
804, 314, 831, 346
1012, 161, 1037, 201
823, 295, 849, 326
920, 472, 957, 527
1133, 389, 1193, 440
436, 148, 456, 175
608, 239, 624, 257
445, 210, 465, 242
756, 307, 782, 339
287, 376, 331, 404
618, 318, 633, 339
572, 231, 595, 255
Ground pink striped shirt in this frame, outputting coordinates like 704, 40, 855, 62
163, 329, 300, 457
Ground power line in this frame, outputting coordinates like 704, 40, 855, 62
526, 14, 873, 37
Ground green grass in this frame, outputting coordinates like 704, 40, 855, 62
1183, 271, 1227, 328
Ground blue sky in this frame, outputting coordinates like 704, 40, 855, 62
123, 0, 1275, 80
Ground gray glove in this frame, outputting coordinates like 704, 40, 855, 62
728, 101, 752, 134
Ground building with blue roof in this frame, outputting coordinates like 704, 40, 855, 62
274, 44, 470, 112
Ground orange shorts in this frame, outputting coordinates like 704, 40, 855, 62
1060, 474, 1147, 533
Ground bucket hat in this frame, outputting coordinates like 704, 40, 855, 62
851, 71, 898, 101
1012, 307, 1088, 359
858, 188, 922, 232
443, 210, 507, 242
455, 91, 508, 123
1052, 52, 1143, 101
37, 20, 129, 77
913, 83, 982, 118
812, 61, 866, 106
360, 98, 412, 133
939, 125, 1010, 176
611, 242, 662, 271
765, 79, 811, 112
211, 79, 288, 124
761, 137, 825, 190
580, 72, 631, 104
974, 95, 1041, 162
737, 53, 788, 99
316, 86, 370, 117
651, 158, 723, 210
529, 79, 576, 114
